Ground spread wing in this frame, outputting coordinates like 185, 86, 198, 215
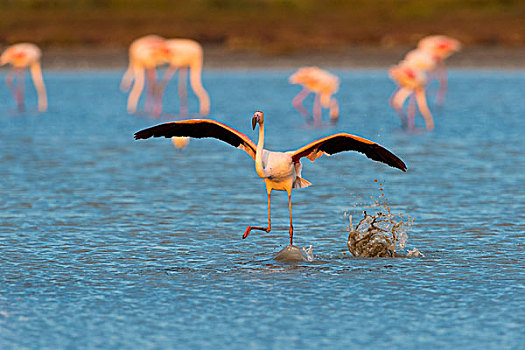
291, 133, 407, 171
134, 119, 257, 160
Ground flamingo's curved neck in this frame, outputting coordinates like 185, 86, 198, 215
255, 122, 266, 178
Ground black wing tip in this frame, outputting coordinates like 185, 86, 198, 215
372, 144, 407, 172
391, 155, 407, 172
134, 123, 171, 140
134, 131, 149, 140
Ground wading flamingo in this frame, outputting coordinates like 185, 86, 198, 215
289, 67, 339, 125
134, 111, 406, 245
0, 43, 47, 112
120, 35, 168, 115
157, 39, 210, 117
389, 62, 434, 131
418, 35, 461, 105
389, 49, 437, 129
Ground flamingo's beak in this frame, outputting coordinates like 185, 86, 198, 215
252, 115, 258, 130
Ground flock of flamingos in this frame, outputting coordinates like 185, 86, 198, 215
0, 34, 459, 245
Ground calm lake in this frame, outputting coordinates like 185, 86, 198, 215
1, 69, 524, 349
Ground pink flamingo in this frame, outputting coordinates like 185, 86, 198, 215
289, 67, 339, 125
389, 62, 434, 131
134, 111, 406, 245
157, 39, 210, 118
0, 43, 47, 112
120, 35, 168, 114
418, 35, 461, 105
389, 49, 437, 129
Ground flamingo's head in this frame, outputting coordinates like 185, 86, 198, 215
252, 110, 264, 129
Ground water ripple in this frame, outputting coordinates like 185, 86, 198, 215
0, 70, 524, 349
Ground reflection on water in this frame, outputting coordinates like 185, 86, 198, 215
0, 70, 524, 349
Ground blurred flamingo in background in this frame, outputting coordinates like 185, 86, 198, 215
389, 63, 434, 131
418, 35, 461, 105
120, 35, 167, 114
289, 67, 339, 125
1, 43, 47, 112
389, 35, 460, 130
389, 48, 437, 129
157, 39, 210, 117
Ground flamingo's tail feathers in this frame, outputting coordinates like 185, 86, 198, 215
293, 176, 312, 189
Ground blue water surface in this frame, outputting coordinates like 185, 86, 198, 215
0, 69, 524, 349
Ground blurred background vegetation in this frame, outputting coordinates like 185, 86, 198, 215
1, 0, 524, 52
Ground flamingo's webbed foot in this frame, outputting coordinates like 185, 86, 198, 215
242, 226, 251, 239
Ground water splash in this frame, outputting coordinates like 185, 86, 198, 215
345, 180, 423, 258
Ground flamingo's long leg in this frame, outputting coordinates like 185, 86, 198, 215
5, 68, 17, 102
154, 66, 179, 116
288, 191, 293, 245
415, 88, 434, 131
242, 192, 272, 239
178, 67, 189, 117
407, 93, 416, 131
392, 87, 411, 109
155, 66, 178, 114
29, 62, 47, 112
313, 93, 322, 126
144, 68, 158, 114
188, 62, 210, 116
435, 61, 448, 106
388, 86, 401, 108
16, 68, 25, 112
127, 64, 145, 114
120, 60, 134, 92
189, 58, 210, 116
329, 97, 339, 124
292, 87, 312, 122
391, 87, 412, 127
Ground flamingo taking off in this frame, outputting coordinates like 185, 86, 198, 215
289, 67, 339, 125
120, 35, 168, 115
134, 111, 407, 245
389, 62, 434, 131
418, 35, 461, 105
157, 39, 210, 117
0, 43, 47, 112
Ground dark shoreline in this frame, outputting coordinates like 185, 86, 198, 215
34, 45, 525, 70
